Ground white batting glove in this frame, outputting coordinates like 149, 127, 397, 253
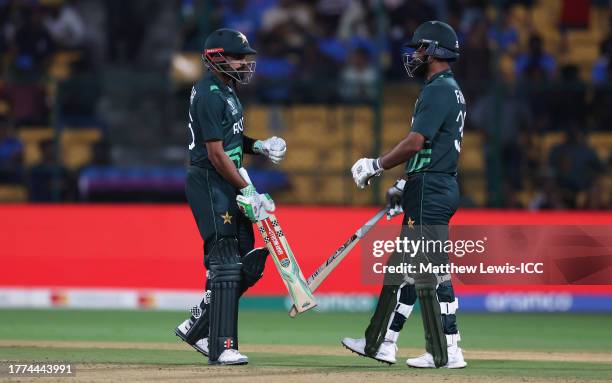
236, 184, 276, 222
351, 158, 383, 189
386, 179, 405, 220
254, 136, 286, 164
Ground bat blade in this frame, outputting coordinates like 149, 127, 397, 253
258, 213, 316, 313
288, 208, 387, 317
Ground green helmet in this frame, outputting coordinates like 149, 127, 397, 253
402, 21, 460, 77
203, 28, 257, 84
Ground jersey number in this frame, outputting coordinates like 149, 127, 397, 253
188, 111, 195, 150
454, 110, 466, 152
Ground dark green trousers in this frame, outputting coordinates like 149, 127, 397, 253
364, 172, 459, 356
185, 165, 254, 267
402, 172, 459, 226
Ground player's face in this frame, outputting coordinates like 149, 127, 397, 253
226, 55, 247, 69
226, 54, 256, 84
413, 47, 426, 60
402, 45, 429, 78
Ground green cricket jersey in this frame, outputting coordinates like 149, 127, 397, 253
406, 69, 466, 176
187, 72, 245, 169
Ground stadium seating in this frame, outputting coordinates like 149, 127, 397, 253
0, 99, 9, 117
459, 134, 485, 173
243, 106, 271, 138
60, 128, 102, 170
242, 100, 611, 206
17, 127, 102, 169
510, 2, 608, 81
0, 185, 27, 202
48, 51, 82, 81
17, 127, 55, 166
589, 132, 612, 161
4, 1, 610, 206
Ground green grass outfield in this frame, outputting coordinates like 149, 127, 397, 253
1, 309, 612, 381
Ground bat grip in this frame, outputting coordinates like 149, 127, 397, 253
238, 167, 252, 185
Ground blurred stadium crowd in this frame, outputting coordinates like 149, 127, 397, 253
0, 0, 610, 208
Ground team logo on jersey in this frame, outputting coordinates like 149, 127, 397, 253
227, 98, 239, 115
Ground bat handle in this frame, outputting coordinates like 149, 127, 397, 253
288, 305, 298, 318
238, 167, 252, 184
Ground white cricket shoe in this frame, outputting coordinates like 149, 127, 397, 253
446, 333, 467, 369
406, 352, 436, 368
376, 341, 398, 364
174, 319, 209, 357
406, 334, 467, 369
341, 337, 397, 364
210, 349, 249, 365
446, 345, 467, 368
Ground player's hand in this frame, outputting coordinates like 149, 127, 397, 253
386, 179, 405, 220
236, 184, 276, 222
255, 136, 286, 164
351, 158, 383, 189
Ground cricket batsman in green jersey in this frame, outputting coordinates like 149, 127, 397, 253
342, 21, 467, 369
173, 29, 287, 365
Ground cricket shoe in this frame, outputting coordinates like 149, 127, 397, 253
208, 349, 249, 366
445, 333, 467, 369
341, 337, 397, 364
174, 319, 209, 357
406, 352, 436, 368
406, 334, 467, 369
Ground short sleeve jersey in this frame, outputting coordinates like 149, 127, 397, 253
406, 69, 467, 176
187, 72, 245, 169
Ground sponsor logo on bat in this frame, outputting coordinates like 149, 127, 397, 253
263, 219, 289, 265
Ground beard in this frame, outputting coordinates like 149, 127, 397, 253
412, 60, 429, 79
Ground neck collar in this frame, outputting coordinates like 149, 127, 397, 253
426, 69, 453, 84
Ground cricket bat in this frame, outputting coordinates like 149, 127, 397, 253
288, 207, 387, 317
238, 168, 316, 314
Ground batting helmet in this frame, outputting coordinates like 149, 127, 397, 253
402, 21, 460, 77
203, 28, 257, 84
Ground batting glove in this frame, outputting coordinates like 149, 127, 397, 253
351, 157, 383, 189
386, 179, 405, 220
236, 183, 275, 222
254, 136, 287, 164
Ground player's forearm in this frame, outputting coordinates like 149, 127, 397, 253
379, 134, 424, 170
209, 152, 249, 189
